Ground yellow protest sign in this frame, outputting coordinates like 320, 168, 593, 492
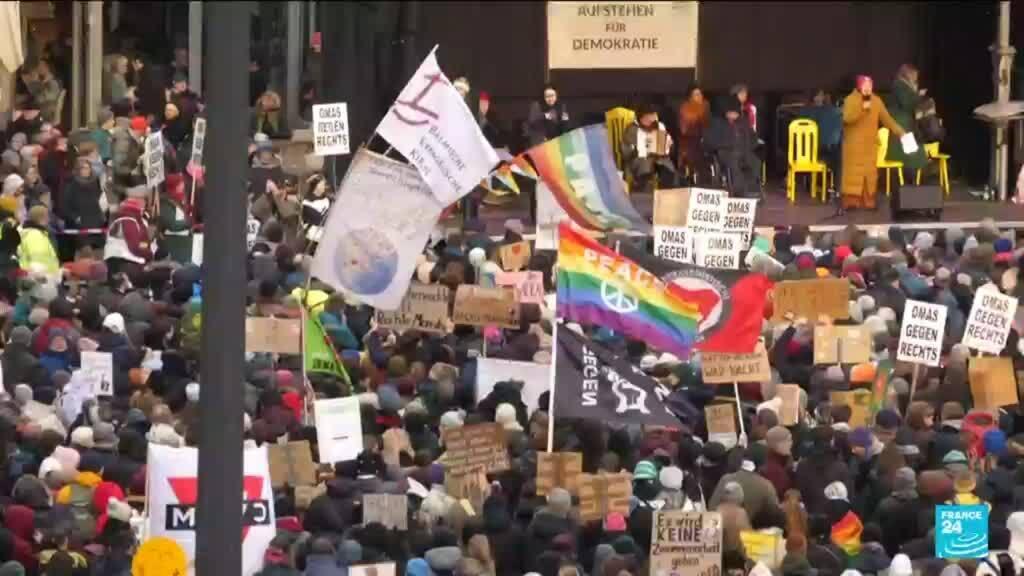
132, 537, 188, 576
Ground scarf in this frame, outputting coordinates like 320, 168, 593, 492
831, 510, 863, 556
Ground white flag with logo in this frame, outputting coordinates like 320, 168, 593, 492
146, 444, 276, 576
311, 148, 444, 310
375, 46, 499, 205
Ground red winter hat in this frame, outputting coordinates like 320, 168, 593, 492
130, 116, 148, 133
834, 245, 853, 267
280, 391, 303, 422
479, 91, 491, 103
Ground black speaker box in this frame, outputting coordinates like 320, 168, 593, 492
890, 184, 943, 220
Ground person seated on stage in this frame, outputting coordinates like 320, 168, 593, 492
703, 96, 761, 198
798, 89, 843, 192
620, 102, 677, 195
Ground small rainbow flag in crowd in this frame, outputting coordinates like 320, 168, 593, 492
830, 510, 864, 556
509, 155, 539, 180
556, 222, 701, 359
526, 124, 649, 232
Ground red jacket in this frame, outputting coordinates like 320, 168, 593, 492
111, 203, 151, 262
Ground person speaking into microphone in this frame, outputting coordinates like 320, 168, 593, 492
840, 75, 906, 210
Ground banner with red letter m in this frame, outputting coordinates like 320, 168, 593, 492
146, 444, 277, 576
375, 46, 499, 206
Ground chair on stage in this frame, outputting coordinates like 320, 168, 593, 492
606, 107, 636, 191
915, 142, 952, 197
876, 127, 904, 197
786, 119, 829, 204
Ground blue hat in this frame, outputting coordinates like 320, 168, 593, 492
984, 429, 1008, 457
994, 237, 1013, 254
848, 426, 873, 449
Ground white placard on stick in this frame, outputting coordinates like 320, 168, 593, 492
80, 351, 114, 396
314, 397, 363, 464
190, 117, 207, 166
685, 188, 726, 232
145, 131, 165, 189
963, 286, 1017, 355
897, 300, 947, 367
653, 225, 693, 264
312, 102, 351, 156
723, 198, 758, 249
694, 231, 741, 270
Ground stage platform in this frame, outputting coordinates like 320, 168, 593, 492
474, 181, 1024, 236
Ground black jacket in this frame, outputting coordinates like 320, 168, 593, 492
63, 175, 106, 229
872, 493, 925, 556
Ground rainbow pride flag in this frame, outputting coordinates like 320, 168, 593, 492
830, 511, 863, 556
526, 124, 649, 232
556, 222, 701, 359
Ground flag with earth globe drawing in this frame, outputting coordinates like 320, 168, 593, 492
311, 149, 445, 310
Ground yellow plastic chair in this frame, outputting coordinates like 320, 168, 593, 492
876, 127, 904, 197
605, 107, 636, 171
786, 119, 829, 204
914, 142, 951, 197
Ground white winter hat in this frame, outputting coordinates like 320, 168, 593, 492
70, 426, 95, 450
824, 481, 849, 502
103, 312, 126, 334
659, 466, 683, 491
888, 553, 913, 576
186, 382, 200, 403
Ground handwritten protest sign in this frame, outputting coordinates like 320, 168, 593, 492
81, 351, 114, 396
653, 188, 690, 227
475, 358, 550, 413
651, 511, 722, 576
374, 283, 450, 333
963, 287, 1017, 355
363, 494, 408, 530
741, 530, 784, 570
441, 423, 509, 475
723, 198, 757, 248
452, 285, 520, 328
495, 271, 545, 305
295, 484, 326, 510
267, 440, 317, 488
814, 325, 871, 364
145, 131, 165, 189
653, 225, 693, 264
772, 278, 850, 321
830, 389, 873, 428
704, 403, 736, 436
694, 231, 741, 270
313, 102, 351, 156
537, 452, 583, 496
686, 188, 726, 232
969, 357, 1019, 410
776, 384, 802, 426
897, 300, 947, 367
245, 317, 302, 354
498, 241, 532, 271
314, 397, 363, 464
444, 466, 490, 515
578, 472, 632, 522
701, 342, 771, 384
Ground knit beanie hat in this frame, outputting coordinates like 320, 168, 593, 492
889, 554, 913, 576
633, 460, 658, 481
659, 466, 683, 491
892, 467, 917, 494
723, 481, 744, 504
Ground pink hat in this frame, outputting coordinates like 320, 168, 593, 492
603, 512, 627, 532
52, 445, 81, 474
856, 75, 873, 92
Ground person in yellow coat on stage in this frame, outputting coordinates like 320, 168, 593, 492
841, 75, 906, 210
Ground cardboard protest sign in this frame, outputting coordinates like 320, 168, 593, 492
653, 225, 693, 264
772, 278, 850, 321
723, 198, 758, 248
897, 300, 947, 367
686, 188, 726, 231
829, 389, 873, 428
349, 564, 397, 576
294, 484, 326, 510
969, 357, 1019, 410
441, 423, 510, 475
776, 384, 802, 426
452, 285, 520, 328
814, 325, 871, 364
312, 102, 351, 156
314, 397, 363, 464
267, 441, 317, 488
495, 271, 545, 305
444, 467, 490, 515
374, 283, 450, 333
362, 494, 408, 530
705, 403, 736, 436
694, 231, 741, 270
80, 351, 114, 396
475, 358, 550, 413
740, 530, 784, 570
536, 452, 583, 496
963, 288, 1017, 355
577, 472, 632, 523
651, 511, 723, 576
245, 317, 302, 354
498, 241, 532, 271
701, 342, 771, 384
653, 188, 690, 227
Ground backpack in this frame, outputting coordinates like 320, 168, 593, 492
68, 483, 97, 542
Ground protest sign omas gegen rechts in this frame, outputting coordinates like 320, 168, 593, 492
897, 300, 948, 367
652, 188, 754, 268
963, 285, 1017, 355
312, 102, 351, 156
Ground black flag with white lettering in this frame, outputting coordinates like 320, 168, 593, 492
555, 326, 684, 428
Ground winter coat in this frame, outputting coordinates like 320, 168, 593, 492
303, 554, 345, 576
759, 453, 793, 500
717, 501, 751, 556
794, 452, 851, 517
157, 196, 193, 264
111, 127, 142, 183
840, 91, 904, 208
872, 493, 925, 556
525, 101, 570, 147
884, 78, 928, 171
525, 510, 574, 571
63, 174, 106, 229
709, 470, 782, 527
17, 222, 59, 275
105, 204, 151, 264
1, 343, 48, 392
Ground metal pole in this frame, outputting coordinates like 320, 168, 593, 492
285, 1, 303, 129
85, 1, 103, 126
994, 0, 1015, 201
189, 1, 203, 95
71, 2, 82, 130
196, 3, 249, 576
